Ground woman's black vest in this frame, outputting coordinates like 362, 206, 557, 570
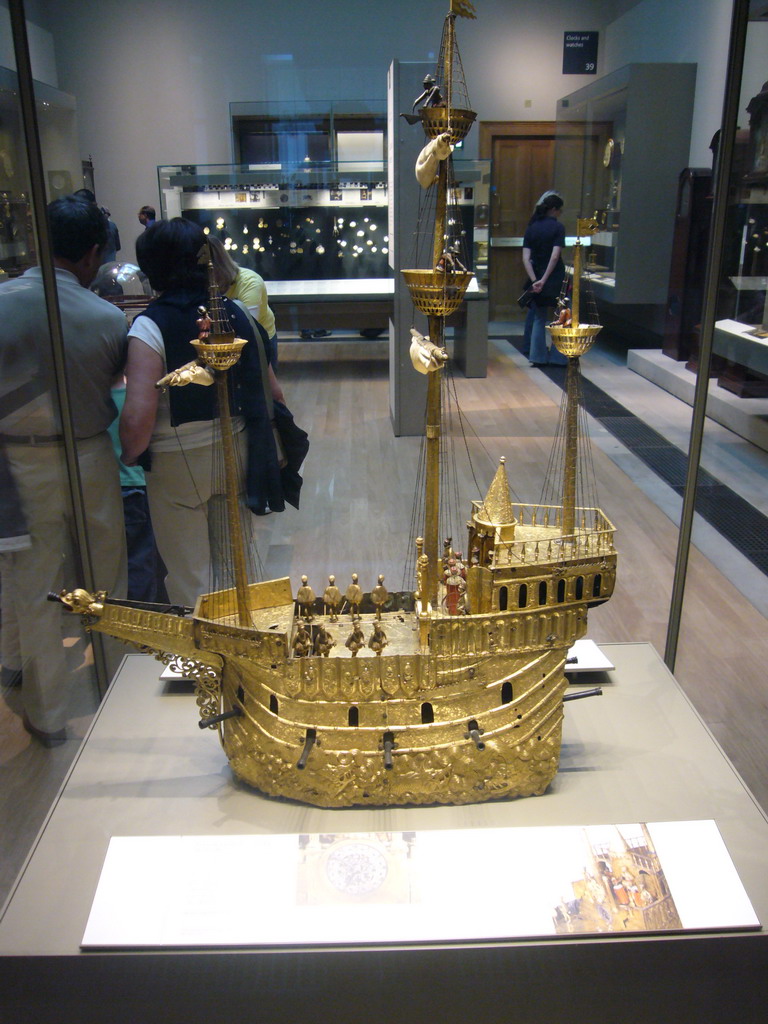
138, 289, 284, 513
137, 289, 265, 427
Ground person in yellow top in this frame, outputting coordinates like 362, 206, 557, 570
208, 235, 278, 368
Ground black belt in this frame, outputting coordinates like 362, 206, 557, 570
0, 433, 64, 446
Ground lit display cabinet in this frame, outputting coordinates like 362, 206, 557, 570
159, 163, 391, 282
554, 64, 696, 309
157, 161, 489, 285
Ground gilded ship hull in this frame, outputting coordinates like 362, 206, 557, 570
65, 496, 616, 808
219, 633, 573, 808
77, 596, 579, 807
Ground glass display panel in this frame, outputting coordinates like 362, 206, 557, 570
158, 160, 488, 283
685, 12, 768, 814
0, 60, 127, 903
554, 64, 696, 309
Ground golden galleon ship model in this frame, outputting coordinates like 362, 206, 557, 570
56, 2, 616, 808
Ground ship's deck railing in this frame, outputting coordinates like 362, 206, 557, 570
472, 501, 616, 566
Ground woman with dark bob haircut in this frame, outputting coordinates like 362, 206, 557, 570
135, 217, 208, 293
121, 217, 285, 605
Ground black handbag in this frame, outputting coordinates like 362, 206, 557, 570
234, 301, 310, 513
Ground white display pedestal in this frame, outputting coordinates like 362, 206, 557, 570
1, 643, 767, 1023
268, 276, 488, 380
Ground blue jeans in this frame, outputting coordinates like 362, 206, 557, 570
525, 303, 567, 365
122, 487, 167, 603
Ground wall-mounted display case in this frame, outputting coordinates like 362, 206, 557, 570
554, 64, 697, 308
0, 66, 81, 278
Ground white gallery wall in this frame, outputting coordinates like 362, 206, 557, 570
602, 0, 736, 168
3, 0, 751, 262
19, 0, 616, 258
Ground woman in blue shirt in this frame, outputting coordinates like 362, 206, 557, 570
521, 191, 568, 366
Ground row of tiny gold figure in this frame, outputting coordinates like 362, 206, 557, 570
295, 573, 390, 622
292, 619, 388, 659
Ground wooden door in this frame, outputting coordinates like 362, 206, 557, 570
492, 137, 555, 238
479, 122, 603, 320
480, 122, 557, 321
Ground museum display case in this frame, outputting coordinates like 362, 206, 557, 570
0, 66, 81, 278
553, 64, 696, 308
229, 98, 387, 168
712, 78, 768, 397
3, 4, 767, 1020
1, 645, 766, 1023
158, 159, 490, 284
713, 190, 768, 396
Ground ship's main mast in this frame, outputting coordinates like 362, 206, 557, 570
423, 349, 442, 605
403, 2, 476, 607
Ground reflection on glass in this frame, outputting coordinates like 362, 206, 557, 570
1, 63, 133, 902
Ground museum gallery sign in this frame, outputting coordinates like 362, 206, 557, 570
563, 31, 599, 75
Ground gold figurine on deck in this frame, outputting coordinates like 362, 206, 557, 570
345, 619, 365, 657
371, 574, 389, 619
322, 576, 342, 621
296, 576, 316, 621
344, 573, 363, 617
314, 624, 336, 658
368, 621, 388, 656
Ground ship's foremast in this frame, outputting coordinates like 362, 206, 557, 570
190, 248, 252, 626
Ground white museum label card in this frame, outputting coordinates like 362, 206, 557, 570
81, 820, 759, 949
566, 639, 614, 672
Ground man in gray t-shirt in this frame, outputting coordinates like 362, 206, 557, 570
0, 197, 128, 744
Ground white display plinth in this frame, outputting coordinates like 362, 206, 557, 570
82, 822, 757, 949
2, 643, 767, 1024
